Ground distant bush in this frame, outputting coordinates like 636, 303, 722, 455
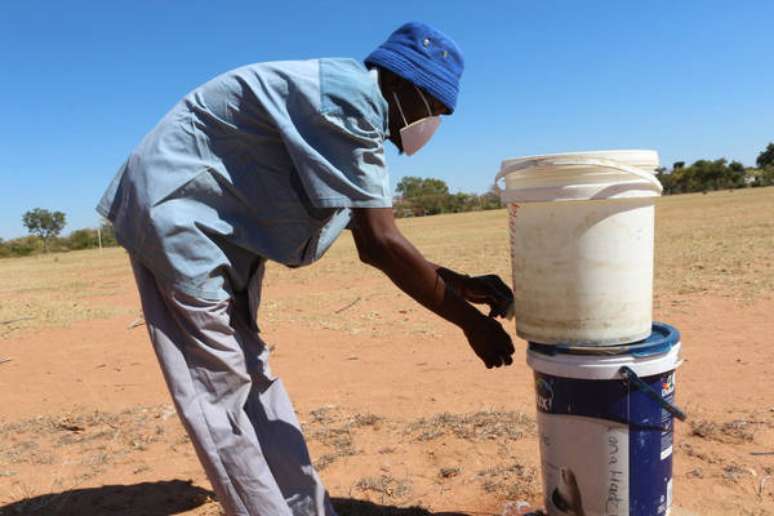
748, 167, 774, 188
98, 221, 118, 247
0, 236, 42, 257
68, 229, 100, 250
61, 222, 118, 251
656, 142, 774, 195
394, 141, 774, 213
393, 176, 503, 218
0, 221, 119, 258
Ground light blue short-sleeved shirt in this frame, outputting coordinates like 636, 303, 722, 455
97, 58, 391, 300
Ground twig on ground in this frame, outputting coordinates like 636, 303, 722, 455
127, 317, 145, 330
0, 357, 11, 365
0, 317, 34, 326
751, 451, 774, 456
334, 297, 361, 314
759, 475, 771, 498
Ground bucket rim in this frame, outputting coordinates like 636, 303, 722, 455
496, 149, 662, 202
528, 322, 680, 357
499, 149, 660, 175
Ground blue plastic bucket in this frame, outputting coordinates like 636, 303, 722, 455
527, 322, 683, 516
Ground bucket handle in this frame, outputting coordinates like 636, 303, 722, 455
495, 157, 663, 194
619, 366, 687, 421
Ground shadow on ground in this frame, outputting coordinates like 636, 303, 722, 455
0, 481, 474, 515
0, 479, 215, 515
332, 498, 468, 515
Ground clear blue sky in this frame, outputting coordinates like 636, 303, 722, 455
1, 1, 772, 239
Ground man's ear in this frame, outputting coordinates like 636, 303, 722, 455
377, 67, 404, 92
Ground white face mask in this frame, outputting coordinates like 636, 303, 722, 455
392, 86, 441, 156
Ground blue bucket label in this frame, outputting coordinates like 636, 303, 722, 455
534, 370, 675, 516
659, 372, 676, 462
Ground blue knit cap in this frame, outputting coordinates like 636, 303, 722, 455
365, 22, 464, 114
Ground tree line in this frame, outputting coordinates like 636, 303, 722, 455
2, 142, 772, 257
393, 176, 502, 218
0, 177, 505, 257
0, 212, 117, 258
393, 141, 774, 215
656, 142, 774, 194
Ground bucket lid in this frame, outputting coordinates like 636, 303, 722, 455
529, 322, 680, 358
496, 149, 662, 202
500, 149, 659, 177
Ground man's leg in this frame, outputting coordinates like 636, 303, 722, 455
236, 261, 337, 515
239, 339, 336, 515
130, 256, 292, 516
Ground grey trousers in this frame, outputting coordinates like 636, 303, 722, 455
131, 256, 335, 516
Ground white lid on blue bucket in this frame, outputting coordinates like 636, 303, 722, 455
527, 322, 682, 380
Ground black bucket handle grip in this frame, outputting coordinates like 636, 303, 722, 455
619, 366, 687, 422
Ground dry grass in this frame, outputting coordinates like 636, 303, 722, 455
0, 404, 182, 481
0, 248, 132, 338
689, 413, 774, 445
678, 409, 774, 498
654, 188, 774, 302
261, 187, 774, 329
1, 404, 540, 512
0, 404, 202, 513
1, 188, 771, 339
297, 406, 541, 509
476, 462, 540, 500
405, 410, 535, 442
302, 407, 384, 471
354, 475, 413, 500
1, 188, 772, 514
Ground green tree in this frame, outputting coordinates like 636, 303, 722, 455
692, 159, 727, 191
656, 168, 676, 195
67, 229, 99, 250
395, 176, 451, 216
756, 142, 774, 169
727, 161, 747, 188
99, 220, 118, 247
748, 167, 774, 187
446, 192, 470, 213
395, 176, 424, 199
668, 159, 740, 193
22, 208, 66, 253
668, 163, 696, 193
479, 184, 502, 210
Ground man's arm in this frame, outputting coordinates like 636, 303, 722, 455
350, 208, 514, 368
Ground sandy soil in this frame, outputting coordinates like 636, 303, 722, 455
0, 275, 772, 515
1, 190, 773, 515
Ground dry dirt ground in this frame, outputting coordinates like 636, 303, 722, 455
0, 188, 772, 515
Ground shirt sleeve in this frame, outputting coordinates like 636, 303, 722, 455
279, 59, 392, 209
96, 159, 129, 221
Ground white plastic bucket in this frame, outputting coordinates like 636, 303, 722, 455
528, 322, 684, 516
496, 150, 662, 345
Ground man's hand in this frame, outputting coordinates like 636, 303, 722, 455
458, 274, 514, 318
438, 268, 514, 318
463, 315, 515, 368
